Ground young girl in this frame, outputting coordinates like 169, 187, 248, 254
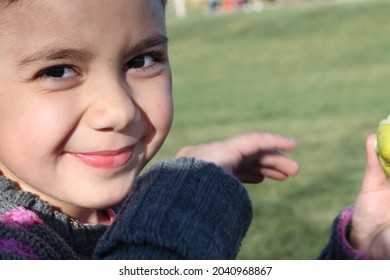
0, 0, 299, 259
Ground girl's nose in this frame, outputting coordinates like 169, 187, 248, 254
84, 78, 140, 132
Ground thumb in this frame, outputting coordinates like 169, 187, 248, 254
360, 134, 389, 193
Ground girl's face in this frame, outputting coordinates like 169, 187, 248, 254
0, 0, 173, 223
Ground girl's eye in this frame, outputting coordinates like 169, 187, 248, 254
126, 55, 154, 69
36, 65, 77, 79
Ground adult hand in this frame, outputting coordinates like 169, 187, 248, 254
175, 132, 300, 184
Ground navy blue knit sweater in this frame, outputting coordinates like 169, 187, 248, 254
0, 157, 252, 259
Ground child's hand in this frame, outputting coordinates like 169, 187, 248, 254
350, 134, 390, 259
175, 132, 300, 184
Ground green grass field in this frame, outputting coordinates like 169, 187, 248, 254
153, 0, 390, 259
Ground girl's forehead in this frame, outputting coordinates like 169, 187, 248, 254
1, 0, 166, 32
0, 1, 167, 64
2, 0, 167, 7
1, 0, 166, 16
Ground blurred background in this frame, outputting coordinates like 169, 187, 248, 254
151, 0, 390, 259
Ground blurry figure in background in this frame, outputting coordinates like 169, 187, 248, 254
237, 0, 245, 8
173, 0, 187, 18
242, 0, 252, 12
252, 0, 264, 12
208, 0, 219, 13
207, 0, 264, 15
226, 0, 264, 14
222, 0, 235, 13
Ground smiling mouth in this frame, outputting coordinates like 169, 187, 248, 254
70, 146, 135, 169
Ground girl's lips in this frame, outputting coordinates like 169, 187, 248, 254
70, 146, 134, 169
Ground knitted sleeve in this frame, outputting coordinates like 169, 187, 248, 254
94, 157, 253, 260
318, 207, 371, 259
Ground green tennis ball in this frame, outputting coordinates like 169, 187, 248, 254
377, 115, 390, 176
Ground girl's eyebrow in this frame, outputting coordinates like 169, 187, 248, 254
17, 47, 95, 69
129, 33, 169, 54
17, 33, 169, 69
